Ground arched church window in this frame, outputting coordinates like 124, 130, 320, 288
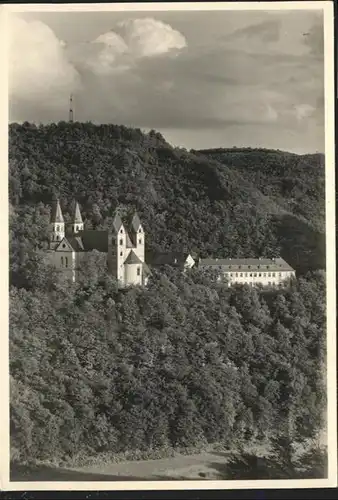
137, 267, 141, 276
119, 239, 123, 245
120, 229, 123, 233
139, 228, 142, 233
56, 235, 60, 241
61, 257, 64, 266
65, 257, 68, 268
138, 239, 142, 244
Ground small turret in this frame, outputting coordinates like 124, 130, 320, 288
49, 199, 65, 249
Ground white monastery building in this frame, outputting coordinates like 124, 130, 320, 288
198, 257, 296, 288
47, 201, 295, 289
47, 200, 150, 286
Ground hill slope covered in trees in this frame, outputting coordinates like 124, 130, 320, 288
9, 122, 325, 288
195, 147, 325, 232
9, 123, 327, 476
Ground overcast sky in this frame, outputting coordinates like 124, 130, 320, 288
8, 6, 325, 153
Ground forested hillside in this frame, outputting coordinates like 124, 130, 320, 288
9, 122, 327, 477
196, 147, 325, 233
9, 122, 325, 289
10, 261, 326, 473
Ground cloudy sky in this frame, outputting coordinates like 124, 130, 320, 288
8, 6, 325, 153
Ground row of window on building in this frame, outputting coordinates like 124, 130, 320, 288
55, 225, 81, 232
226, 271, 286, 278
240, 281, 285, 288
119, 238, 143, 246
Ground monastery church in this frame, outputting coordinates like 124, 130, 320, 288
48, 199, 151, 286
48, 200, 295, 289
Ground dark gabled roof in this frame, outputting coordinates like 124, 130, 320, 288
67, 236, 84, 252
76, 230, 109, 252
54, 237, 75, 252
150, 252, 193, 267
124, 250, 142, 264
50, 199, 64, 223
199, 257, 294, 272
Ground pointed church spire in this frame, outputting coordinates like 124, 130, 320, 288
51, 199, 64, 223
131, 212, 142, 232
73, 202, 83, 224
69, 201, 84, 234
113, 212, 123, 233
131, 212, 144, 263
49, 199, 65, 249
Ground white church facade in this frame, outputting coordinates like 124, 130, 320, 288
47, 200, 151, 287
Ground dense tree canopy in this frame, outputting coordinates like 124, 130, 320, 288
9, 123, 327, 476
10, 263, 326, 470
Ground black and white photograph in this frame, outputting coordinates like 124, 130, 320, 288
1, 1, 336, 491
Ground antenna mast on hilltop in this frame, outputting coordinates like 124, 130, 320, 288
69, 94, 74, 123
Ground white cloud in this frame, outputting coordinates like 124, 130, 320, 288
65, 18, 187, 76
117, 18, 187, 58
8, 14, 188, 122
9, 15, 79, 105
66, 40, 131, 76
93, 31, 128, 51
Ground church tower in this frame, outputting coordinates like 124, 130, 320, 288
68, 201, 84, 234
131, 212, 145, 263
112, 213, 127, 284
49, 199, 65, 249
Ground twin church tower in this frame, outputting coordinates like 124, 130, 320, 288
48, 200, 150, 286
